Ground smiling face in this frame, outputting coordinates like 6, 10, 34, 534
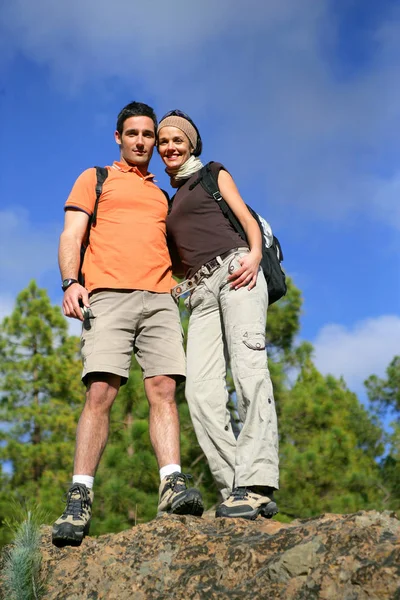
157, 126, 192, 169
114, 116, 156, 171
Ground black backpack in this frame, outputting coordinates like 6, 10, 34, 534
191, 162, 287, 305
78, 166, 109, 285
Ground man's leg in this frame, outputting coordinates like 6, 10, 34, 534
136, 292, 203, 516
144, 375, 180, 468
144, 374, 203, 516
52, 290, 137, 547
52, 373, 120, 547
74, 373, 121, 476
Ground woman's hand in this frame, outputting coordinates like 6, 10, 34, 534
227, 250, 262, 291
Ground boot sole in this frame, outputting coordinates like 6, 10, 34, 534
216, 501, 279, 520
52, 521, 90, 548
172, 494, 204, 517
158, 490, 204, 517
260, 501, 279, 519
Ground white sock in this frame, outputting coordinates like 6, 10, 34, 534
160, 464, 181, 481
73, 475, 94, 489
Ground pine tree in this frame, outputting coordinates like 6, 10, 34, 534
1, 278, 391, 545
365, 356, 400, 512
0, 281, 83, 541
277, 343, 385, 518
365, 356, 400, 413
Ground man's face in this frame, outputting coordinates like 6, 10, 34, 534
115, 116, 156, 168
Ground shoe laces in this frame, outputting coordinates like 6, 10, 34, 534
165, 472, 193, 492
231, 486, 249, 501
61, 484, 91, 519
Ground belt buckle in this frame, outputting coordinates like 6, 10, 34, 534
171, 277, 198, 300
206, 259, 217, 272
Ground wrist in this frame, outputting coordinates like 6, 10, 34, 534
61, 278, 79, 292
250, 249, 262, 261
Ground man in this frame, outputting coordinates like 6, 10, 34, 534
52, 101, 203, 548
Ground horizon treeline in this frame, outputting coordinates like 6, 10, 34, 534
0, 280, 398, 546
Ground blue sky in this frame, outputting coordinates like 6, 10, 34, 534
0, 0, 399, 399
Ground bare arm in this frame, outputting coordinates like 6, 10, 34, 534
58, 209, 90, 320
218, 169, 262, 290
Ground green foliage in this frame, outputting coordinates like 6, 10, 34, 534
2, 504, 47, 600
365, 355, 400, 413
365, 356, 400, 513
277, 346, 385, 518
0, 281, 83, 542
379, 423, 400, 512
0, 279, 392, 545
266, 277, 302, 354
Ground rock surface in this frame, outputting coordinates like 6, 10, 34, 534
2, 511, 400, 599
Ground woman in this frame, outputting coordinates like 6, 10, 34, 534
157, 110, 279, 519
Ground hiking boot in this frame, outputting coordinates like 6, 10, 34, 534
158, 472, 204, 517
215, 486, 278, 520
52, 483, 93, 547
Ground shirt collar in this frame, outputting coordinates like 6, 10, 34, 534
112, 161, 155, 180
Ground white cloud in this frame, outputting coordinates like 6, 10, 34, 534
313, 315, 400, 393
0, 1, 399, 227
0, 208, 59, 290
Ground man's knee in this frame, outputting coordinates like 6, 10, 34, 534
145, 375, 176, 404
85, 373, 120, 412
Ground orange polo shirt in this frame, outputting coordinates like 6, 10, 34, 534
65, 162, 173, 293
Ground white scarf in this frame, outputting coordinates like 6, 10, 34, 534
166, 155, 203, 188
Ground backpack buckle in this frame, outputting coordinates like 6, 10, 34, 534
213, 191, 222, 201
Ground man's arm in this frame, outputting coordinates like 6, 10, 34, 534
58, 209, 90, 321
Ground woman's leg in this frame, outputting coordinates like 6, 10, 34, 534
185, 281, 236, 499
220, 262, 279, 490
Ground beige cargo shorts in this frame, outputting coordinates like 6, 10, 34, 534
80, 289, 186, 385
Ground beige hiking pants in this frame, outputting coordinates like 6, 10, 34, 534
185, 250, 279, 500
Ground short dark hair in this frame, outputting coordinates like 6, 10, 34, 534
116, 102, 158, 135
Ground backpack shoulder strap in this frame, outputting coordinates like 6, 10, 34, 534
198, 162, 220, 197
92, 166, 109, 227
167, 192, 176, 215
198, 162, 245, 236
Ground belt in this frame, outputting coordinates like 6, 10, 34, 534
171, 247, 248, 300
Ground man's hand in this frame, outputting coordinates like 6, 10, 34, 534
227, 251, 262, 291
62, 283, 90, 321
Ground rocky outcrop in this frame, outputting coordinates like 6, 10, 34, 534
3, 511, 400, 599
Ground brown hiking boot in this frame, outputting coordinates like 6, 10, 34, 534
52, 483, 94, 547
158, 472, 204, 517
215, 486, 278, 520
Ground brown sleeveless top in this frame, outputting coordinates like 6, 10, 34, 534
166, 162, 248, 278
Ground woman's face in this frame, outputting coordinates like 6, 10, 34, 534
158, 126, 192, 169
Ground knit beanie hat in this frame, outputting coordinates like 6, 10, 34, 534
157, 115, 198, 150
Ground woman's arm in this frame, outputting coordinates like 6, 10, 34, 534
218, 169, 262, 290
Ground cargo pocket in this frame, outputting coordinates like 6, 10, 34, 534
233, 326, 267, 377
81, 315, 96, 358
